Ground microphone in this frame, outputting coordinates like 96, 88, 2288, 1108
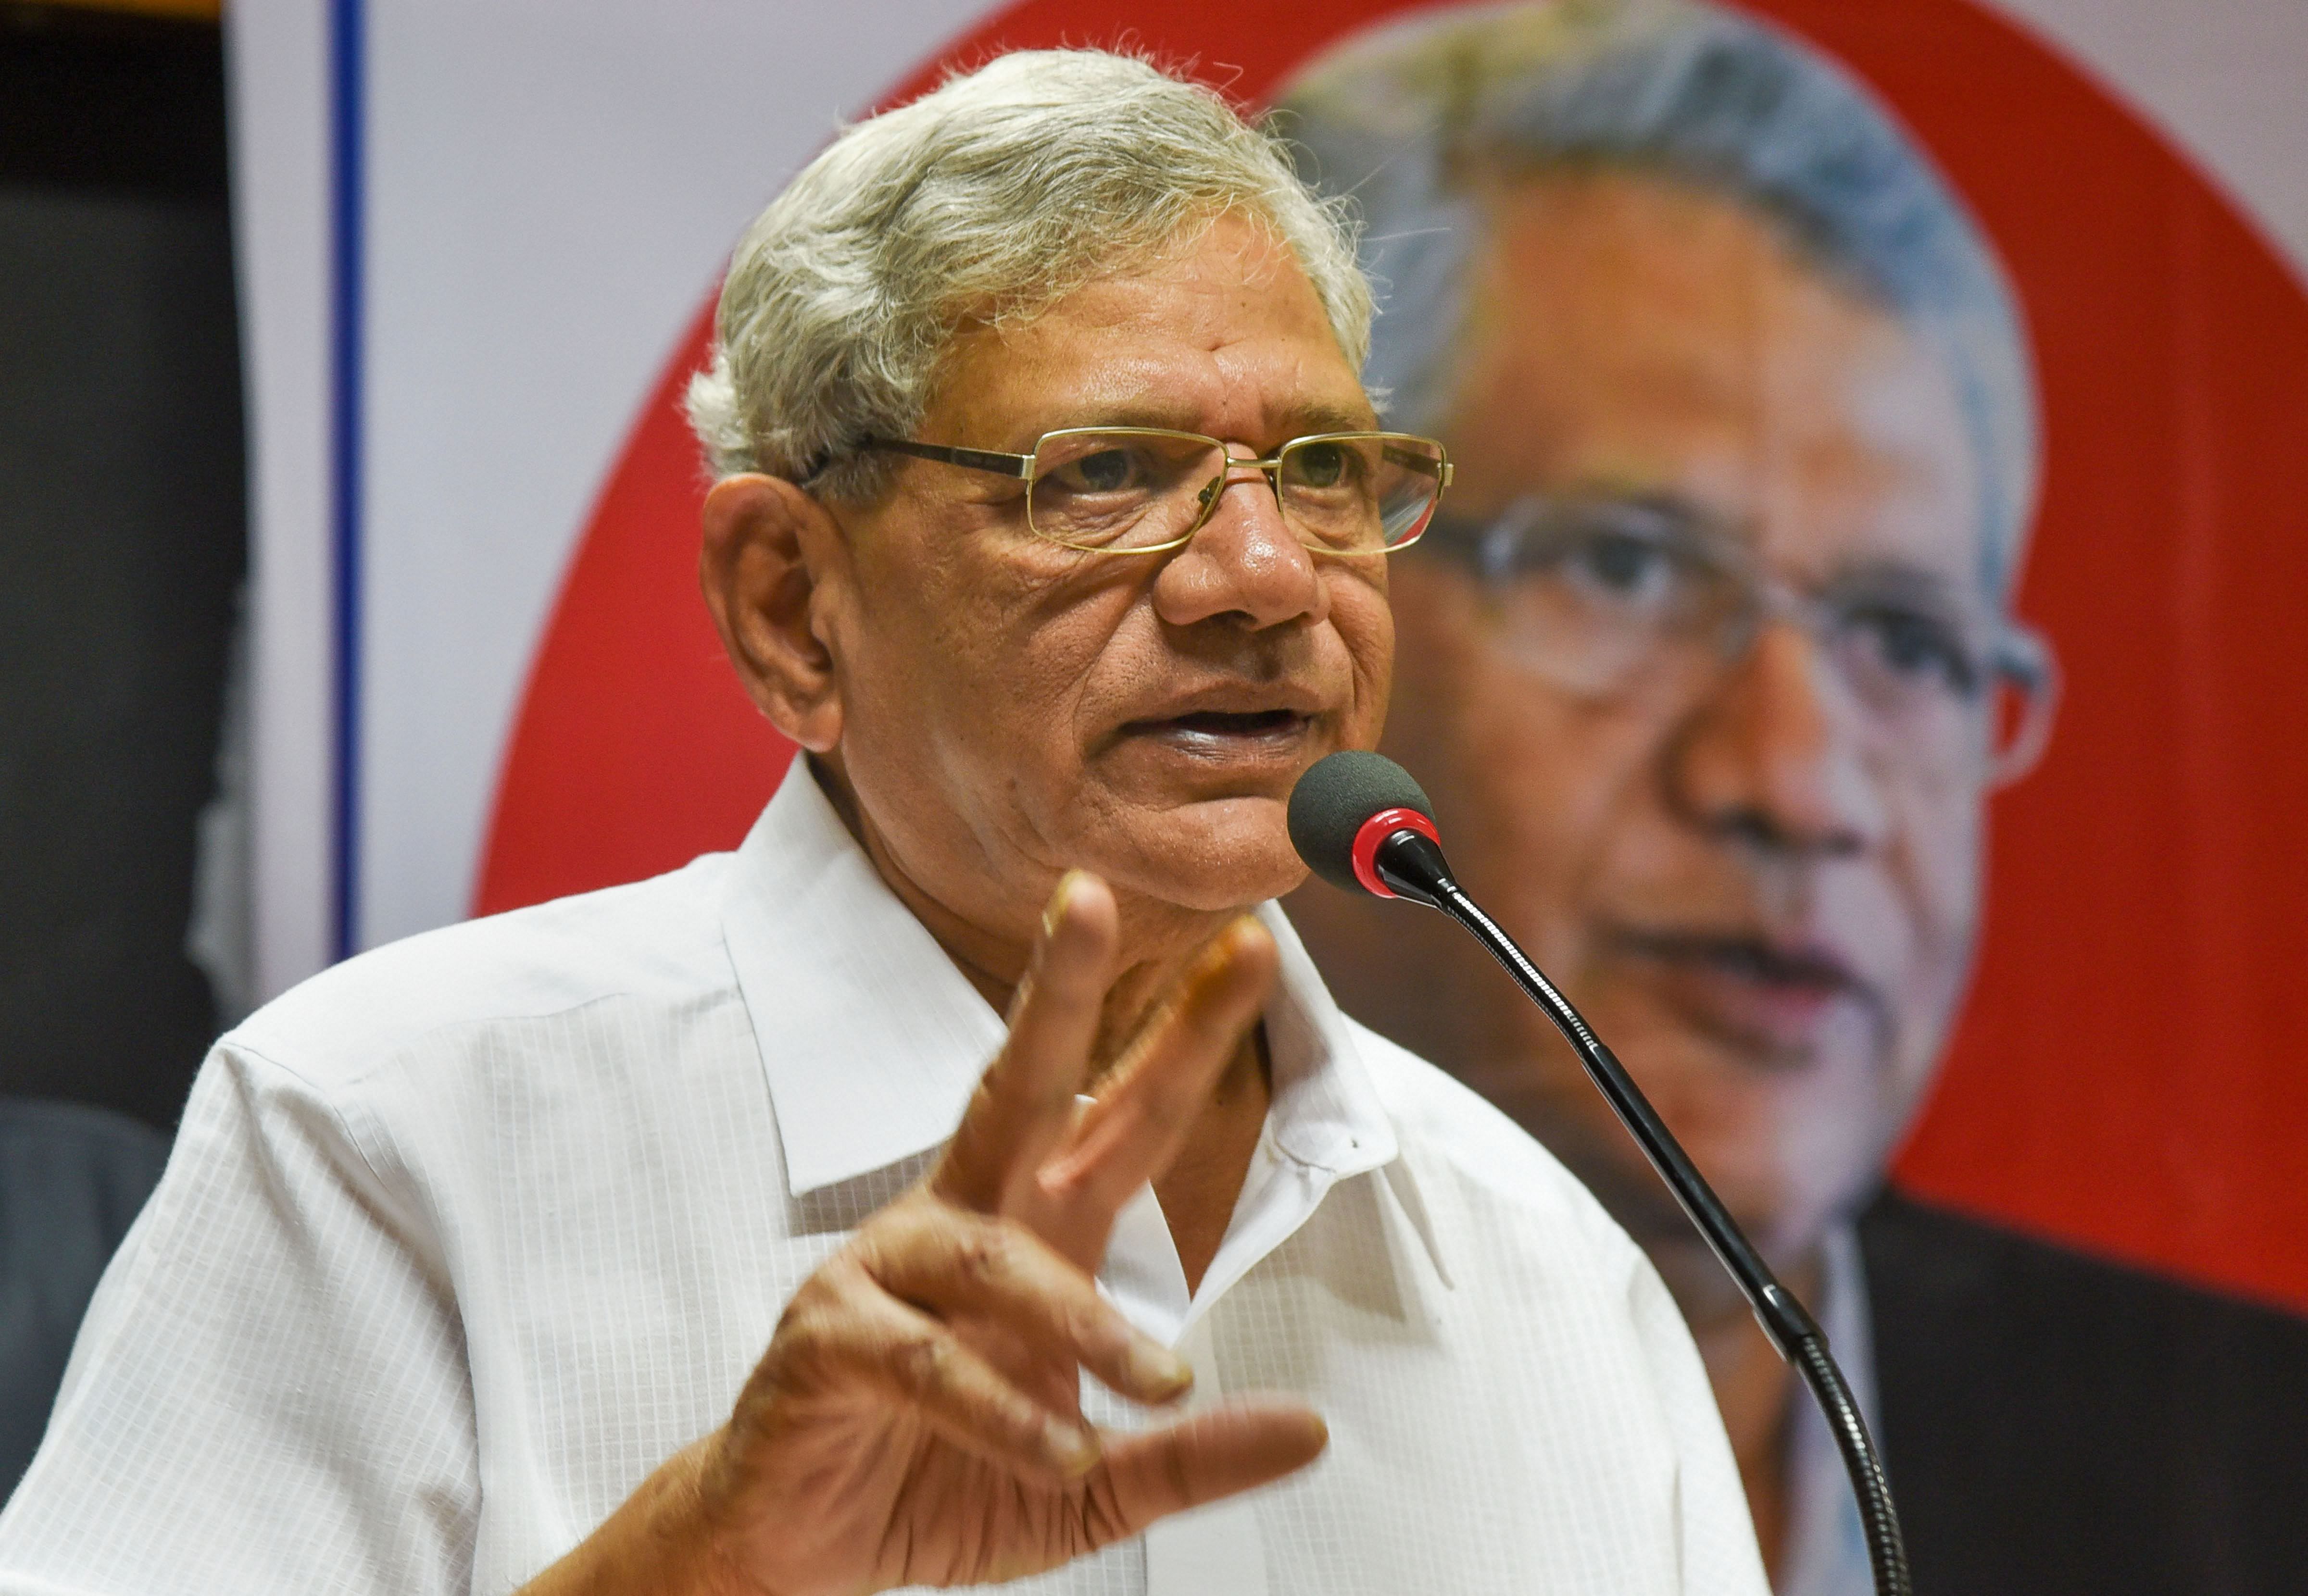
1290, 751, 1910, 1596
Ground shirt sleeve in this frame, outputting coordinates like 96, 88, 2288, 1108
0, 1042, 480, 1596
1623, 1256, 1774, 1596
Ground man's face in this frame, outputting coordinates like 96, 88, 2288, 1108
1300, 172, 1997, 1282
824, 214, 1392, 946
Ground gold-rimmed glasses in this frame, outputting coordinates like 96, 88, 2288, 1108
860, 427, 1453, 555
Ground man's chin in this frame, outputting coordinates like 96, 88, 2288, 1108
1099, 795, 1306, 914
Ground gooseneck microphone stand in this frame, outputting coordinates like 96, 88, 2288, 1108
1380, 834, 1907, 1596
1292, 752, 1908, 1596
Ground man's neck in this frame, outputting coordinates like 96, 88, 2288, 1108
812, 757, 1240, 1042
814, 755, 1273, 1292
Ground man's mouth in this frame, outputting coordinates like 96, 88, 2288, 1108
1611, 929, 1878, 1057
1119, 708, 1312, 755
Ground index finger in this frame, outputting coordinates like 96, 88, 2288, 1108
1033, 914, 1278, 1253
932, 871, 1116, 1213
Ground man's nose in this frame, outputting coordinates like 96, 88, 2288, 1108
1664, 621, 1889, 858
1150, 463, 1327, 631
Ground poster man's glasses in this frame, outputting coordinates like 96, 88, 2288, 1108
1426, 492, 2057, 786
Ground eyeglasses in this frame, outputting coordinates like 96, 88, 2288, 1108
1425, 494, 2058, 785
859, 427, 1453, 556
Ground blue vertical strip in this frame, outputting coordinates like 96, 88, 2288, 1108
329, 0, 364, 961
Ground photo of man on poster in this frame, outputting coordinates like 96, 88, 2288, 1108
1278, 5, 2308, 1593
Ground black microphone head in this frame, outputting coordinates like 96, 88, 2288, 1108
1289, 751, 1436, 894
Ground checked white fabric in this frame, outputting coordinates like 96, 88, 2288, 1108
0, 763, 1768, 1596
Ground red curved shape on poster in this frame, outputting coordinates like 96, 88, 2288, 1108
477, 0, 2308, 1314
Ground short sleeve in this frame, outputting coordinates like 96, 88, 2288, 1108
0, 1043, 480, 1596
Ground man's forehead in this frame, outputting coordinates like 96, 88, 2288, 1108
925, 222, 1372, 448
1000, 361, 1375, 438
1443, 173, 1987, 589
946, 357, 1378, 454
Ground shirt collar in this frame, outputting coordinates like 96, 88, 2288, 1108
1779, 1221, 1882, 1596
720, 759, 1399, 1198
721, 762, 1007, 1197
1254, 903, 1398, 1180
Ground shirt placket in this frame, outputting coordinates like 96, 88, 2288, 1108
1141, 1309, 1272, 1596
1097, 1131, 1331, 1596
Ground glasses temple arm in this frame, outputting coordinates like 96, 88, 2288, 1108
1992, 622, 2057, 695
1378, 443, 1455, 488
861, 437, 1034, 480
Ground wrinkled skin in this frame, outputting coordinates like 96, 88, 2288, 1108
797, 214, 1393, 963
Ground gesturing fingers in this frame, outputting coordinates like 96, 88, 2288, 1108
935, 872, 1116, 1214
1035, 914, 1278, 1249
858, 1203, 1193, 1410
776, 1267, 1104, 1483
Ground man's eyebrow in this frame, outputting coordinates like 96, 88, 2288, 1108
1523, 483, 1722, 540
1827, 557, 1988, 614
1281, 400, 1385, 436
1007, 399, 1382, 443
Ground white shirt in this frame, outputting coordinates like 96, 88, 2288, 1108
0, 764, 1768, 1596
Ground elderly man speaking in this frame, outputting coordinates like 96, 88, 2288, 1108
0, 50, 1766, 1596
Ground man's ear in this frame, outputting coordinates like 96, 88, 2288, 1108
699, 473, 848, 753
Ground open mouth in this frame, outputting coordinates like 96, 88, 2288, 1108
1128, 708, 1305, 737
1639, 936, 1855, 991
1117, 708, 1312, 760
1614, 930, 1877, 1055
1166, 709, 1303, 735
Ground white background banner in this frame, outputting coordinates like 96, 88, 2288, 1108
228, 0, 2308, 994
224, 0, 2308, 1315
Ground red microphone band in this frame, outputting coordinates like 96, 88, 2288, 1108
1350, 808, 1441, 899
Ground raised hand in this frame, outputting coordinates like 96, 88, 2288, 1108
528, 873, 1327, 1596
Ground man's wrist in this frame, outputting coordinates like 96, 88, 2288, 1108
678, 1429, 779, 1596
514, 1430, 767, 1596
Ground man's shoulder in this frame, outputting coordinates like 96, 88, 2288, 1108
229, 853, 744, 1093
1861, 1186, 2308, 1369
1860, 1187, 2308, 1593
1343, 1018, 1641, 1261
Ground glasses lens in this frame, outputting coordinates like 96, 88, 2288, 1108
1028, 431, 1225, 550
1280, 434, 1446, 552
1453, 500, 1742, 694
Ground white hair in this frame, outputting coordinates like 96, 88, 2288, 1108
686, 50, 1375, 502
